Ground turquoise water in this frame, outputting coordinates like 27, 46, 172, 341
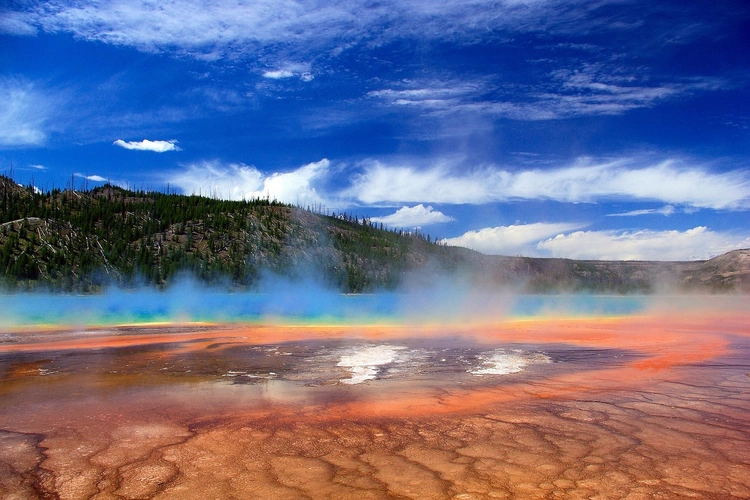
0, 287, 647, 327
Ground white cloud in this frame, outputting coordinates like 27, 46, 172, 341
443, 222, 750, 260
168, 158, 333, 207
371, 204, 455, 228
8, 1, 706, 66
0, 78, 48, 147
74, 173, 107, 183
442, 222, 584, 256
539, 66, 684, 117
346, 159, 496, 204
169, 161, 264, 199
0, 10, 37, 36
8, 0, 389, 59
369, 68, 728, 122
607, 205, 676, 217
372, 77, 723, 121
368, 81, 484, 109
6, 2, 730, 124
113, 139, 181, 152
166, 154, 750, 214
346, 157, 750, 210
263, 70, 295, 79
262, 63, 313, 81
537, 227, 750, 261
7, 0, 547, 56
263, 159, 331, 206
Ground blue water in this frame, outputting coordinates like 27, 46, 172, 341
0, 287, 648, 328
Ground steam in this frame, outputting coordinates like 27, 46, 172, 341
0, 276, 651, 330
0, 263, 746, 330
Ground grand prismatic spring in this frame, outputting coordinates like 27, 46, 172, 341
1, 291, 749, 499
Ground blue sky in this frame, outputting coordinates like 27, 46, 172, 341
1, 0, 749, 260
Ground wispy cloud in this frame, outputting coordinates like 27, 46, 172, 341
370, 204, 455, 228
346, 157, 750, 210
113, 139, 181, 152
263, 70, 295, 79
5, 1, 547, 56
368, 70, 727, 121
0, 78, 49, 147
607, 205, 677, 217
537, 227, 750, 261
5, 0, 738, 131
74, 173, 107, 183
168, 158, 333, 207
524, 68, 727, 119
442, 222, 585, 256
0, 9, 38, 35
8, 1, 733, 66
7, 0, 386, 59
367, 81, 485, 109
262, 63, 314, 81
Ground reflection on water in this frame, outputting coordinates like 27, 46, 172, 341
0, 296, 749, 498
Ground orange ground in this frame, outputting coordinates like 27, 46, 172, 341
1, 310, 749, 499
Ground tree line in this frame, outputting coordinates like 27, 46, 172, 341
0, 175, 445, 293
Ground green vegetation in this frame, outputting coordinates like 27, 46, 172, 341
2, 175, 747, 294
0, 175, 448, 292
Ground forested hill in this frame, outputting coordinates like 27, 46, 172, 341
0, 175, 461, 292
1, 176, 748, 293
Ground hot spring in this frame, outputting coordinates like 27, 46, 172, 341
0, 292, 748, 499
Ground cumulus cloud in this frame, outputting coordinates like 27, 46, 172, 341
159, 153, 750, 213
443, 222, 750, 260
442, 222, 584, 256
0, 78, 49, 147
370, 204, 455, 228
169, 161, 263, 199
537, 227, 750, 261
346, 159, 496, 204
113, 139, 181, 152
168, 158, 332, 207
346, 157, 750, 210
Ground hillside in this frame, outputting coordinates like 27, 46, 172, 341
0, 176, 459, 292
681, 249, 750, 291
1, 176, 748, 293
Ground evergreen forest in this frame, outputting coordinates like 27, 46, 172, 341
2, 175, 747, 294
0, 175, 457, 292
